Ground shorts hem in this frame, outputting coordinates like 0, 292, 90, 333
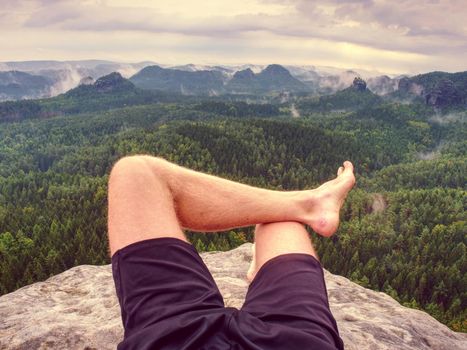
111, 236, 193, 261
249, 252, 322, 287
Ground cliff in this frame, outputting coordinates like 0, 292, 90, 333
0, 243, 465, 350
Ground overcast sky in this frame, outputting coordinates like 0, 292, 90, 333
1, 0, 466, 74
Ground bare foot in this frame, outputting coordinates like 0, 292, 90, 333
301, 161, 356, 237
246, 243, 256, 282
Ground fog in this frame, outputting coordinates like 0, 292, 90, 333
416, 142, 446, 161
429, 112, 466, 125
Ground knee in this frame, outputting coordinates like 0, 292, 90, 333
109, 155, 172, 195
109, 155, 158, 182
110, 155, 144, 176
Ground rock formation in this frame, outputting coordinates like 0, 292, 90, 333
94, 72, 129, 93
65, 72, 136, 98
352, 77, 367, 92
78, 76, 94, 86
425, 78, 463, 108
396, 72, 467, 109
0, 243, 465, 350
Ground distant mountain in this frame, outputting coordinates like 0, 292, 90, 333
258, 64, 310, 91
130, 63, 311, 96
2, 60, 466, 109
392, 71, 467, 109
0, 72, 174, 122
226, 64, 309, 94
1, 60, 157, 78
0, 60, 409, 100
226, 68, 256, 93
0, 60, 158, 100
168, 64, 234, 75
0, 71, 53, 101
130, 65, 226, 95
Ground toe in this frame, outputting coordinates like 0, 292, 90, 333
337, 166, 344, 176
343, 161, 354, 171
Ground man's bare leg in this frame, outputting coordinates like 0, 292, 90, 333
108, 155, 355, 256
246, 222, 317, 282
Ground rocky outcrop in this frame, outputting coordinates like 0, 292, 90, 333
78, 76, 94, 86
94, 72, 131, 93
352, 77, 367, 91
64, 72, 136, 98
396, 71, 467, 108
425, 78, 463, 108
0, 243, 465, 350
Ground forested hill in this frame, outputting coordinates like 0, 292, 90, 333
296, 77, 383, 113
0, 73, 180, 122
0, 78, 465, 332
129, 65, 225, 94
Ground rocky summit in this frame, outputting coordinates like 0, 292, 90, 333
352, 77, 367, 92
0, 243, 465, 350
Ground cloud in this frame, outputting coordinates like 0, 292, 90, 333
0, 0, 466, 73
13, 0, 466, 55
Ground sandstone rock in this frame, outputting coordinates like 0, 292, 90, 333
78, 76, 94, 86
352, 77, 367, 92
0, 243, 465, 349
94, 72, 129, 93
425, 79, 463, 108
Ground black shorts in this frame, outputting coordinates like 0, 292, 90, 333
111, 237, 344, 350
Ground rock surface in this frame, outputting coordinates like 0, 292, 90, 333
352, 77, 367, 91
0, 243, 465, 350
425, 78, 463, 108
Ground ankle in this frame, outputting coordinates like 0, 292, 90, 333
294, 190, 319, 224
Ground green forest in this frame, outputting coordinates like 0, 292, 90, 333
0, 89, 465, 332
